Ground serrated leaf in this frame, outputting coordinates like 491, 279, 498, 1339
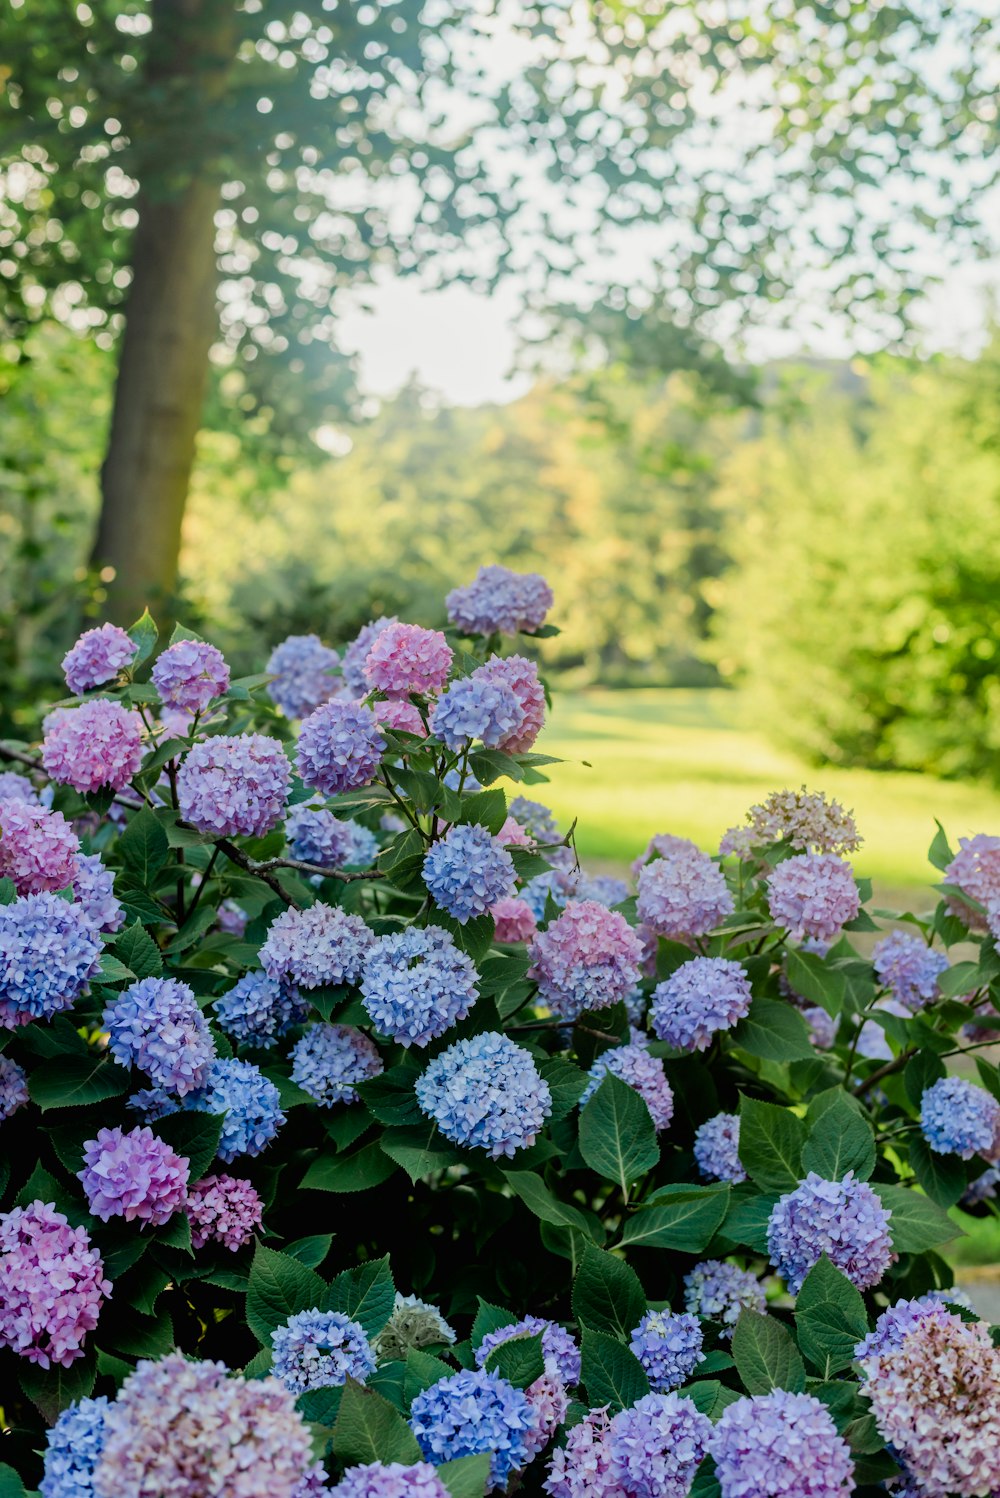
301, 1140, 398, 1193
731, 999, 815, 1062
572, 1243, 647, 1341
438, 1453, 492, 1498
127, 609, 159, 667
403, 1348, 453, 1401
579, 1073, 659, 1197
286, 1234, 334, 1269
118, 805, 170, 885
332, 1377, 422, 1465
112, 921, 163, 979
738, 1097, 805, 1193
471, 1299, 517, 1350
617, 1186, 730, 1251
28, 1054, 128, 1111
484, 1330, 545, 1388
325, 1255, 395, 1338
872, 1184, 959, 1251
580, 1327, 649, 1411
801, 1092, 875, 1181
19, 1347, 96, 1424
721, 1192, 779, 1253
731, 1311, 805, 1395
246, 1243, 327, 1345
794, 1256, 869, 1376
380, 1124, 462, 1182
907, 1134, 969, 1209
153, 1111, 224, 1180
928, 820, 955, 873
504, 1170, 596, 1238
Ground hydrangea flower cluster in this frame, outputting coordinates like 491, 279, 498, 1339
872, 929, 949, 1010
186, 1058, 286, 1160
0, 1055, 29, 1121
341, 617, 396, 695
185, 1173, 264, 1250
415, 1032, 552, 1158
920, 1075, 1000, 1158
267, 633, 341, 718
529, 900, 643, 1021
213, 970, 308, 1048
631, 831, 700, 876
943, 832, 1000, 929
62, 623, 137, 694
0, 800, 79, 894
543, 1408, 621, 1498
476, 655, 546, 752
476, 1316, 581, 1385
711, 1390, 855, 1498
521, 868, 575, 921
0, 891, 101, 1027
803, 1004, 838, 1049
0, 770, 40, 804
767, 852, 860, 940
261, 903, 375, 988
176, 733, 291, 837
629, 1310, 703, 1392
42, 700, 144, 793
524, 1373, 569, 1459
78, 1126, 189, 1227
854, 1293, 961, 1364
291, 1024, 384, 1106
429, 672, 526, 751
72, 851, 124, 933
580, 1044, 675, 1130
446, 565, 553, 636
92, 1352, 318, 1498
332, 1463, 450, 1498
41, 1394, 111, 1498
0, 1201, 111, 1367
297, 700, 387, 797
409, 1368, 537, 1490
491, 895, 537, 943
372, 1293, 457, 1362
422, 824, 516, 923
636, 845, 734, 939
766, 1171, 894, 1292
606, 1392, 712, 1498
508, 796, 559, 842
683, 1260, 766, 1336
271, 1308, 375, 1393
152, 639, 230, 714
650, 956, 753, 1052
286, 805, 370, 868
728, 787, 862, 856
361, 926, 479, 1047
103, 976, 216, 1095
693, 1112, 746, 1183
576, 872, 630, 907
364, 622, 453, 697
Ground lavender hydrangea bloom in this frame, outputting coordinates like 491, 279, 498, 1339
529, 900, 643, 1021
629, 1311, 704, 1392
711, 1390, 854, 1498
0, 1055, 29, 1121
767, 853, 860, 941
291, 1024, 384, 1106
415, 1032, 552, 1158
297, 701, 386, 796
364, 622, 453, 697
103, 977, 216, 1095
636, 846, 734, 940
127, 1087, 181, 1123
508, 797, 559, 842
683, 1261, 766, 1337
152, 640, 230, 715
802, 1005, 838, 1049
943, 832, 1000, 930
423, 824, 516, 924
261, 903, 375, 989
186, 1173, 264, 1251
213, 971, 308, 1049
0, 892, 101, 1028
72, 852, 124, 933
186, 1058, 287, 1160
544, 1408, 622, 1498
693, 1113, 746, 1183
476, 1317, 581, 1385
79, 1126, 190, 1227
0, 800, 79, 895
872, 930, 948, 1011
267, 634, 341, 718
63, 624, 137, 695
576, 873, 630, 907
650, 956, 753, 1052
855, 1293, 967, 1366
606, 1392, 712, 1498
767, 1171, 894, 1293
963, 1165, 1000, 1205
429, 674, 526, 751
341, 617, 397, 696
177, 733, 291, 837
0, 1202, 111, 1368
272, 1308, 375, 1393
920, 1076, 1000, 1158
332, 1463, 450, 1498
42, 700, 144, 794
285, 805, 370, 868
361, 926, 479, 1047
446, 565, 554, 637
41, 1394, 111, 1498
580, 1045, 674, 1131
0, 770, 40, 805
476, 655, 546, 752
409, 1368, 537, 1490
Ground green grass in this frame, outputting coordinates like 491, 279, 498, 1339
533, 688, 1000, 897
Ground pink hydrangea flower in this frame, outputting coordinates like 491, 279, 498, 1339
943, 833, 1000, 930
636, 845, 734, 941
767, 853, 860, 941
177, 734, 291, 837
79, 1126, 190, 1227
364, 622, 453, 697
476, 655, 546, 753
0, 1201, 111, 1367
529, 900, 643, 1021
62, 623, 137, 695
491, 896, 538, 943
42, 700, 144, 794
496, 816, 535, 849
186, 1173, 264, 1251
152, 639, 230, 715
377, 697, 426, 735
0, 800, 79, 894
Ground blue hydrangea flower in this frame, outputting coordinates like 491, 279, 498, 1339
260, 903, 375, 989
297, 701, 385, 796
650, 956, 753, 1052
213, 971, 308, 1049
127, 1087, 181, 1123
580, 1044, 674, 1131
521, 870, 572, 922
507, 797, 559, 842
683, 1261, 766, 1338
607, 1392, 712, 1498
920, 1076, 1000, 1159
285, 805, 377, 869
360, 926, 479, 1047
72, 853, 124, 934
103, 977, 216, 1096
341, 617, 397, 697
290, 1024, 384, 1106
40, 1394, 111, 1498
575, 873, 630, 907
0, 892, 101, 1029
710, 1390, 855, 1498
872, 930, 949, 1011
0, 1055, 29, 1122
475, 1316, 581, 1385
693, 1113, 746, 1184
271, 1308, 375, 1394
767, 1171, 894, 1293
428, 674, 525, 751
267, 634, 341, 719
186, 1058, 286, 1161
629, 1311, 703, 1392
415, 1032, 552, 1158
422, 825, 515, 924
409, 1368, 536, 1490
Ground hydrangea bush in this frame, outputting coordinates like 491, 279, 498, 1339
1, 569, 999, 1496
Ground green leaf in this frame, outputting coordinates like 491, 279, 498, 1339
112, 921, 163, 979
468, 747, 524, 785
904, 1050, 947, 1109
683, 1381, 741, 1422
403, 1348, 453, 1401
380, 1124, 462, 1182
537, 1056, 588, 1120
731, 999, 815, 1062
118, 805, 170, 885
127, 608, 159, 667
286, 1234, 334, 1269
928, 820, 955, 873
578, 1073, 659, 1196
325, 1255, 395, 1338
580, 1327, 650, 1411
721, 1192, 779, 1253
872, 1184, 959, 1252
737, 1097, 805, 1193
794, 1256, 868, 1376
245, 1243, 327, 1345
301, 1139, 398, 1193
617, 1186, 730, 1251
907, 1135, 969, 1209
484, 1331, 545, 1388
937, 960, 979, 1000
0, 877, 16, 906
438, 1453, 492, 1498
458, 788, 507, 834
332, 1377, 423, 1465
784, 949, 845, 1016
153, 1111, 224, 1180
97, 953, 136, 985
572, 1243, 647, 1341
28, 1054, 128, 1111
19, 1347, 96, 1423
801, 1092, 875, 1181
731, 1311, 805, 1395
504, 1170, 597, 1239
471, 1298, 517, 1349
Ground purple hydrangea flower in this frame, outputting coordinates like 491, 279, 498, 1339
943, 833, 1000, 930
0, 1202, 111, 1368
683, 1260, 766, 1337
508, 797, 559, 842
446, 565, 553, 637
267, 634, 341, 718
290, 1024, 384, 1106
528, 900, 643, 1021
476, 1317, 581, 1385
872, 931, 948, 1011
261, 903, 375, 989
0, 800, 79, 895
415, 1032, 552, 1158
632, 832, 702, 877
693, 1113, 747, 1184
272, 1308, 375, 1394
213, 971, 308, 1049
576, 872, 630, 907
629, 1311, 703, 1392
79, 1126, 190, 1227
409, 1368, 537, 1490
41, 1393, 112, 1498
963, 1165, 1000, 1205
332, 1462, 450, 1498
855, 1293, 965, 1366
580, 1044, 674, 1131
544, 1408, 622, 1498
152, 639, 230, 716
491, 896, 538, 943
364, 622, 453, 697
0, 1055, 29, 1121
711, 1390, 854, 1498
186, 1058, 286, 1161
523, 1373, 568, 1459
429, 673, 525, 751
72, 852, 124, 933
42, 700, 144, 794
176, 733, 291, 837
62, 623, 137, 695
297, 701, 386, 796
650, 956, 753, 1052
218, 900, 248, 937
0, 770, 41, 805
636, 846, 734, 940
423, 824, 516, 924
803, 1005, 838, 1049
767, 1171, 894, 1293
767, 853, 860, 941
521, 869, 575, 922
186, 1172, 264, 1251
920, 1076, 1000, 1159
606, 1392, 712, 1498
361, 925, 479, 1047
286, 805, 368, 868
103, 977, 216, 1096
0, 891, 101, 1028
